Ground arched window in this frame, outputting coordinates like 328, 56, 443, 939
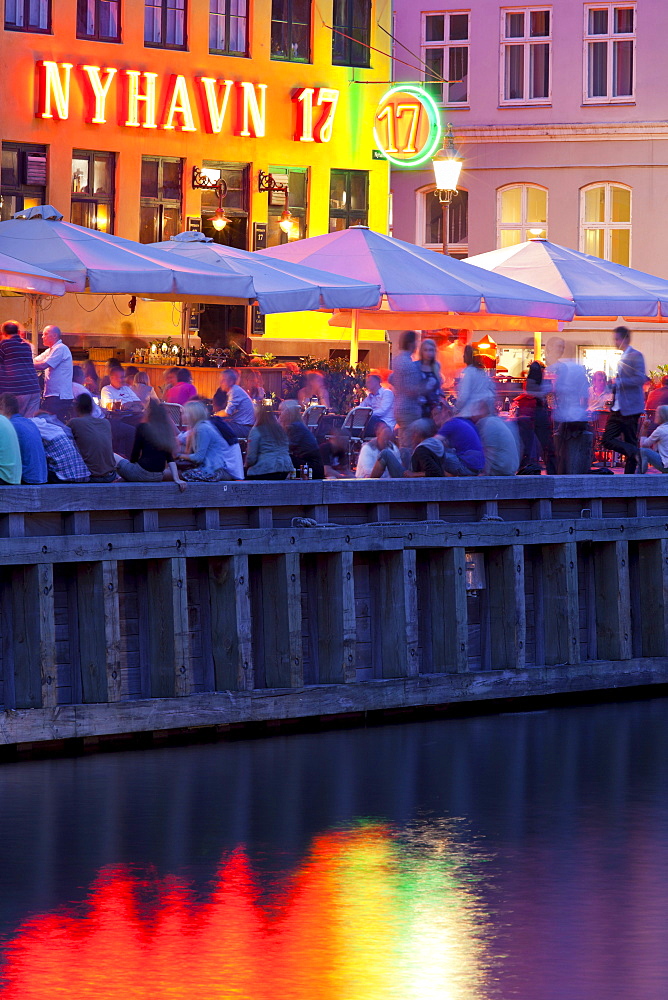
497, 184, 547, 247
580, 182, 631, 265
418, 185, 468, 257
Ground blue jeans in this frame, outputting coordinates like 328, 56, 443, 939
442, 450, 479, 477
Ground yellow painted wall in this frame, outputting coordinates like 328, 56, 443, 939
0, 0, 391, 351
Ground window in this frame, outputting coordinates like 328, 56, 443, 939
584, 5, 634, 101
145, 0, 186, 48
0, 143, 47, 221
139, 157, 182, 243
209, 0, 248, 56
332, 0, 370, 67
271, 0, 310, 61
421, 187, 468, 257
77, 0, 120, 41
199, 161, 249, 248
580, 182, 631, 266
329, 170, 368, 230
497, 184, 547, 246
501, 8, 551, 102
4, 0, 50, 32
267, 168, 307, 246
422, 12, 469, 105
71, 151, 115, 233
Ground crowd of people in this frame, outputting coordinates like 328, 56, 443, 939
0, 318, 661, 487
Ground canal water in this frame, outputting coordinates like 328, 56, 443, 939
1, 696, 667, 999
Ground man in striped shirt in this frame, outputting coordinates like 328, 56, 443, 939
0, 321, 41, 417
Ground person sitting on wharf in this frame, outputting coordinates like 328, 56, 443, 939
0, 393, 46, 484
178, 400, 243, 482
115, 399, 185, 488
363, 373, 395, 435
163, 367, 197, 406
0, 320, 41, 417
71, 366, 104, 418
278, 400, 325, 479
33, 325, 74, 422
435, 401, 484, 477
472, 398, 520, 476
355, 422, 401, 479
245, 406, 294, 481
100, 367, 143, 412
320, 427, 351, 479
0, 399, 23, 485
214, 369, 255, 438
639, 404, 668, 473
369, 419, 445, 478
69, 393, 117, 483
127, 368, 158, 405
32, 412, 90, 483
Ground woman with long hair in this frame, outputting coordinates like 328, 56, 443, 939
245, 405, 294, 480
82, 360, 100, 395
279, 400, 325, 479
416, 338, 443, 416
116, 398, 185, 488
179, 400, 243, 481
130, 369, 159, 405
454, 344, 496, 419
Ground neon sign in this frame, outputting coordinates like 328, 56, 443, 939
373, 85, 442, 167
35, 61, 339, 144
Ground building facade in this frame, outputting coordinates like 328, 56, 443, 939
0, 0, 391, 362
389, 0, 668, 373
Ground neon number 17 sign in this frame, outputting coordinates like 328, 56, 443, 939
373, 86, 442, 167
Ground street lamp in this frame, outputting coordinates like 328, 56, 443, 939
432, 124, 462, 256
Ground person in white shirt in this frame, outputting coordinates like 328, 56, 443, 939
355, 422, 402, 478
72, 365, 105, 419
639, 404, 668, 473
215, 369, 255, 438
100, 368, 143, 411
33, 325, 74, 422
364, 374, 395, 433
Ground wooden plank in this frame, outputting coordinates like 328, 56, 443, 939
145, 558, 191, 697
76, 563, 108, 704
635, 539, 668, 657
208, 555, 254, 691
541, 542, 581, 666
64, 511, 91, 535
38, 564, 57, 708
133, 510, 159, 532
196, 508, 220, 531
102, 560, 123, 702
250, 507, 273, 528
593, 540, 632, 660
8, 565, 54, 710
403, 549, 419, 677
486, 545, 526, 670
370, 550, 412, 679
440, 547, 469, 672
261, 553, 303, 688
314, 550, 357, 683
4, 514, 25, 537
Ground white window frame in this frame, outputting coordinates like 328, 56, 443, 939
421, 10, 470, 108
415, 183, 468, 256
499, 6, 552, 106
583, 3, 636, 104
579, 181, 632, 265
496, 183, 548, 247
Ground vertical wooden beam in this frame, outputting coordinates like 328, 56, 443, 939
133, 510, 159, 532
208, 554, 254, 691
435, 546, 470, 672
4, 513, 25, 537
250, 507, 273, 528
72, 560, 123, 704
10, 564, 55, 709
541, 542, 581, 666
636, 539, 668, 657
261, 553, 303, 688
102, 560, 123, 702
64, 511, 91, 535
370, 549, 416, 679
145, 558, 191, 697
316, 550, 356, 683
196, 507, 220, 531
593, 540, 632, 660
486, 545, 526, 670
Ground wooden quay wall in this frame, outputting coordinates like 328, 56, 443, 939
1, 476, 668, 749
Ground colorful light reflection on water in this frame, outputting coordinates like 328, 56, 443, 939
0, 824, 491, 1000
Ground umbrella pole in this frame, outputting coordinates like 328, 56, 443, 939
30, 295, 38, 356
534, 330, 542, 362
350, 309, 360, 367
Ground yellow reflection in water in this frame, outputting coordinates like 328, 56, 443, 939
0, 822, 490, 999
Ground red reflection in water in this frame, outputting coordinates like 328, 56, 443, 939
0, 825, 488, 1000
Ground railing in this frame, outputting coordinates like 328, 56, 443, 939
1, 476, 668, 747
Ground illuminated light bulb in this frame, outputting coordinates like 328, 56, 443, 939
211, 207, 228, 232
279, 208, 293, 234
529, 228, 545, 237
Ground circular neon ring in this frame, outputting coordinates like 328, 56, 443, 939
373, 85, 443, 168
